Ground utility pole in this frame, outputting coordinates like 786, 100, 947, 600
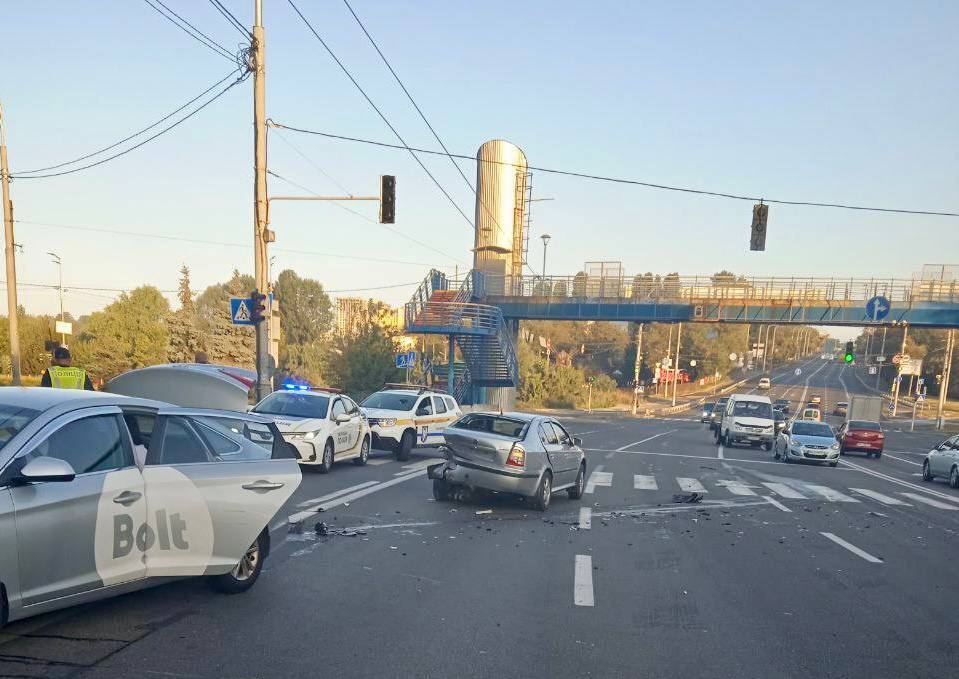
671, 322, 682, 407
631, 322, 644, 416
664, 324, 674, 398
47, 252, 64, 345
252, 0, 273, 401
876, 326, 887, 391
936, 328, 954, 430
768, 325, 779, 371
892, 325, 908, 416
761, 324, 770, 372
0, 100, 21, 385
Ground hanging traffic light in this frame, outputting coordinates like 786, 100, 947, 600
750, 202, 768, 251
249, 290, 267, 325
379, 175, 396, 224
844, 341, 855, 363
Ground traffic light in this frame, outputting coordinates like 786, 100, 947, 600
379, 175, 395, 224
844, 341, 855, 363
249, 290, 267, 325
750, 202, 768, 251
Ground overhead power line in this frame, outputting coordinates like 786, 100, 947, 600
266, 169, 469, 266
285, 0, 476, 231
270, 123, 959, 218
272, 127, 354, 196
15, 69, 243, 175
141, 0, 235, 62
207, 0, 252, 39
15, 219, 455, 269
11, 71, 249, 180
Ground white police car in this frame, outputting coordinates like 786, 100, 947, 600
360, 385, 461, 461
251, 386, 371, 473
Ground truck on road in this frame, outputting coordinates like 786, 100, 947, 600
847, 395, 882, 422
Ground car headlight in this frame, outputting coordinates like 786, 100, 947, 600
304, 430, 321, 440
790, 438, 802, 446
831, 443, 840, 450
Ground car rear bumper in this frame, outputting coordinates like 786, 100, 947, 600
843, 441, 883, 452
434, 459, 541, 497
729, 433, 774, 445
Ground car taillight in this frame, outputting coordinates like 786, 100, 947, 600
506, 443, 526, 468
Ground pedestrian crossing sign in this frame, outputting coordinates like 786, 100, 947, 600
230, 297, 254, 326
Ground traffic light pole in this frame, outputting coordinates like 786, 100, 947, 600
252, 0, 272, 403
671, 322, 682, 407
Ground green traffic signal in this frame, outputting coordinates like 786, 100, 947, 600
844, 352, 854, 363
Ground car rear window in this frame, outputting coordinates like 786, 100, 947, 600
848, 420, 880, 431
452, 414, 528, 438
361, 392, 417, 411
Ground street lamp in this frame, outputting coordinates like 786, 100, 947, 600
47, 252, 65, 346
540, 233, 551, 282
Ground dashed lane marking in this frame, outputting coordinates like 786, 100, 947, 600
578, 507, 592, 530
899, 493, 958, 510
288, 470, 422, 525
761, 482, 808, 499
676, 477, 706, 493
882, 453, 921, 466
849, 488, 911, 506
585, 467, 613, 494
296, 481, 379, 508
821, 532, 883, 563
716, 480, 757, 496
574, 555, 595, 606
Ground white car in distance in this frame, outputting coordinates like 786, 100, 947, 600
251, 387, 371, 473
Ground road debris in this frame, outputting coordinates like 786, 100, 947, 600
672, 492, 704, 504
475, 509, 493, 515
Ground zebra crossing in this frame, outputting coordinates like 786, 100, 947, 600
577, 470, 959, 510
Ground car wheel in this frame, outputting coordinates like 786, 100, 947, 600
395, 430, 414, 462
568, 463, 586, 500
829, 461, 839, 468
762, 442, 771, 452
209, 531, 265, 594
950, 466, 959, 490
353, 436, 370, 466
318, 440, 334, 474
531, 471, 552, 512
873, 452, 882, 459
921, 460, 934, 482
432, 478, 450, 501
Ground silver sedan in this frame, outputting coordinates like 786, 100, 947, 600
774, 420, 841, 466
428, 412, 586, 511
0, 388, 300, 626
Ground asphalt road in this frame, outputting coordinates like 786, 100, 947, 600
2, 359, 958, 678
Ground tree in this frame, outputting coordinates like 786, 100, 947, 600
195, 270, 255, 367
177, 265, 195, 314
72, 286, 170, 379
168, 265, 203, 363
326, 300, 402, 398
272, 269, 333, 383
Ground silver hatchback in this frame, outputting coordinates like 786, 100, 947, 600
428, 412, 586, 511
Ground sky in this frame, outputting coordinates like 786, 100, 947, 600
2, 1, 957, 342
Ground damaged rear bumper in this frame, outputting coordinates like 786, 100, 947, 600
427, 458, 541, 497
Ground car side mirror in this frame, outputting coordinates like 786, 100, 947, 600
335, 414, 351, 424
572, 437, 583, 447
19, 457, 76, 483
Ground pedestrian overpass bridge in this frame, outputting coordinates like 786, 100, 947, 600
405, 269, 959, 402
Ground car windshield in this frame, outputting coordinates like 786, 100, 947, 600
703, 403, 714, 412
252, 392, 329, 419
848, 420, 880, 431
793, 422, 834, 437
732, 401, 772, 418
0, 403, 41, 452
361, 392, 418, 411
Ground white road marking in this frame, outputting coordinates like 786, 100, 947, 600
716, 480, 757, 496
634, 474, 658, 490
804, 484, 860, 503
585, 447, 856, 468
899, 493, 959, 510
717, 444, 724, 459
288, 470, 422, 525
763, 495, 792, 512
296, 480, 380, 508
820, 532, 883, 563
396, 458, 445, 475
615, 429, 678, 451
882, 453, 920, 466
585, 468, 612, 494
761, 482, 808, 499
574, 555, 595, 606
677, 477, 706, 493
849, 488, 911, 506
840, 458, 959, 504
578, 507, 592, 530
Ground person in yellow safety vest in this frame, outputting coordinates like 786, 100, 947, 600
40, 347, 95, 390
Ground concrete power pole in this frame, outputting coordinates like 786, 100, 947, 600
936, 328, 954, 430
671, 322, 682, 407
892, 325, 908, 417
0, 100, 21, 385
252, 0, 273, 401
631, 322, 644, 416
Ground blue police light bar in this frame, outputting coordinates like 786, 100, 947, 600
283, 382, 311, 391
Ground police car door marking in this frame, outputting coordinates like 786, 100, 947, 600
419, 426, 429, 443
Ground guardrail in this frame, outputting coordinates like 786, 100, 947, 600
405, 301, 506, 334
458, 273, 959, 305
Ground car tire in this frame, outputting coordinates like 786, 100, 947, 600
762, 442, 771, 452
950, 466, 959, 490
353, 436, 370, 466
395, 430, 414, 462
432, 478, 450, 501
829, 461, 839, 468
531, 471, 552, 512
568, 463, 586, 500
208, 531, 266, 594
873, 452, 882, 459
922, 460, 934, 482
318, 440, 334, 474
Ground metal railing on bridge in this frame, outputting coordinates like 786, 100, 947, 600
467, 273, 959, 305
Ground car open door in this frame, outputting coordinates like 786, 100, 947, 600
141, 408, 300, 578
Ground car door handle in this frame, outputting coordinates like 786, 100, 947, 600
113, 490, 142, 506
242, 480, 285, 492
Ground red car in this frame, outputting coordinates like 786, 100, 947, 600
837, 420, 884, 458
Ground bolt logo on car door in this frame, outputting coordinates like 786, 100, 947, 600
113, 508, 189, 557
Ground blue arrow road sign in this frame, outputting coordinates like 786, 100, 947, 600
865, 295, 891, 322
230, 297, 254, 326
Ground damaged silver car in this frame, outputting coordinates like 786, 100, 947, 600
428, 412, 586, 511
